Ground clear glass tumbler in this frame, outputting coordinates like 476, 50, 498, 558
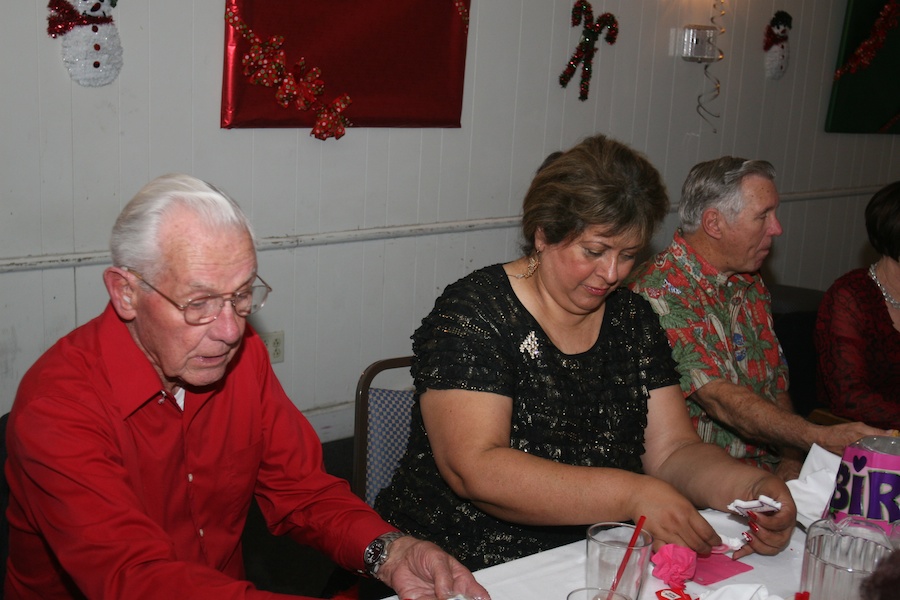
586, 522, 652, 600
567, 587, 632, 600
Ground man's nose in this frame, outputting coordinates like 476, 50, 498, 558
209, 301, 243, 344
770, 214, 784, 236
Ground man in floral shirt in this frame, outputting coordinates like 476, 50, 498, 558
629, 157, 884, 480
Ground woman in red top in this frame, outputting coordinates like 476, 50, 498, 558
815, 181, 900, 429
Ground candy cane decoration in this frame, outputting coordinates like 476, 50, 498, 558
559, 1, 618, 101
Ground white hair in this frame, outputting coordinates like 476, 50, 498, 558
110, 173, 256, 278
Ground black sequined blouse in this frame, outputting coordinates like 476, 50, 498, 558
374, 264, 679, 570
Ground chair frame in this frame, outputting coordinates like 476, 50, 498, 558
351, 356, 414, 501
807, 407, 852, 426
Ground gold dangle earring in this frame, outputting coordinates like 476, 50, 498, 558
516, 252, 541, 279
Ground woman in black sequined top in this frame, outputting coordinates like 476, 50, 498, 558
375, 134, 796, 570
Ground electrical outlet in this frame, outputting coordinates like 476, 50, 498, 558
259, 330, 285, 364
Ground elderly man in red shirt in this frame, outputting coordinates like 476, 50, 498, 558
5, 173, 489, 600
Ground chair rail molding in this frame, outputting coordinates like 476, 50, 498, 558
0, 185, 883, 274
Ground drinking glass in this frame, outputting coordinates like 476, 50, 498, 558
566, 587, 631, 600
586, 522, 652, 600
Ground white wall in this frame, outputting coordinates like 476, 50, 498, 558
1, 0, 898, 439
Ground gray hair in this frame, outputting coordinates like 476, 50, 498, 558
678, 157, 776, 233
110, 173, 256, 278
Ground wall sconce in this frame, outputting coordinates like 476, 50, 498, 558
680, 3, 727, 133
681, 25, 720, 62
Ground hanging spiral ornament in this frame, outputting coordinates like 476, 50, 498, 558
697, 0, 726, 132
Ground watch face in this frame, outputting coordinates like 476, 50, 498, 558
364, 538, 386, 567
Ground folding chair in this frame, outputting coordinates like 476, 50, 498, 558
351, 357, 415, 506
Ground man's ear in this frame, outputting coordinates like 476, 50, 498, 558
701, 208, 724, 240
104, 267, 138, 320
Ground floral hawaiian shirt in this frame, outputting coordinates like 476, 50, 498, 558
628, 230, 788, 470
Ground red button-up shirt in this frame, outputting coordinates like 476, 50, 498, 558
6, 304, 390, 599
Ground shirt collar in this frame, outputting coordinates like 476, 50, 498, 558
97, 304, 181, 418
670, 230, 755, 294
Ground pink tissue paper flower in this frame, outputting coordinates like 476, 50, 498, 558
651, 544, 697, 589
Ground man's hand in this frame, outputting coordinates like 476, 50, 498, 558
774, 455, 802, 482
377, 536, 490, 600
815, 422, 890, 455
774, 445, 804, 482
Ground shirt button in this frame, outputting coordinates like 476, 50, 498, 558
187, 473, 193, 482
158, 398, 165, 404
199, 528, 204, 537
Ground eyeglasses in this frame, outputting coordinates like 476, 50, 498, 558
125, 268, 272, 326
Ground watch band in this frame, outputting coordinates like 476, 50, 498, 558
363, 531, 408, 577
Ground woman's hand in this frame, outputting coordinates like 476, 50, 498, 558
627, 476, 721, 555
731, 476, 797, 559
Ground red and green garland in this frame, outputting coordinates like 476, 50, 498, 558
225, 7, 351, 140
834, 0, 900, 80
453, 0, 469, 32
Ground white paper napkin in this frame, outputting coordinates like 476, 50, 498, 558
697, 583, 785, 600
786, 443, 841, 528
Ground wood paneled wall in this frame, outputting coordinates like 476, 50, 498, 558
1, 1, 897, 438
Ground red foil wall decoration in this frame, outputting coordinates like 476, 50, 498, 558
221, 0, 471, 131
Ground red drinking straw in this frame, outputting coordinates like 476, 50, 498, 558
608, 515, 647, 600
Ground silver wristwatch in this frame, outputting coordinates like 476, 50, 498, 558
363, 531, 408, 577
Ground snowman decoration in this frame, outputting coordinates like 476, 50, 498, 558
47, 0, 123, 87
763, 11, 792, 80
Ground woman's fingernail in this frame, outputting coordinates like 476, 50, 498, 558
749, 521, 760, 533
747, 510, 759, 521
742, 531, 753, 543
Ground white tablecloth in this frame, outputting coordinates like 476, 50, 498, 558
382, 510, 806, 600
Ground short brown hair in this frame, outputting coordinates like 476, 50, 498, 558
521, 134, 668, 256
